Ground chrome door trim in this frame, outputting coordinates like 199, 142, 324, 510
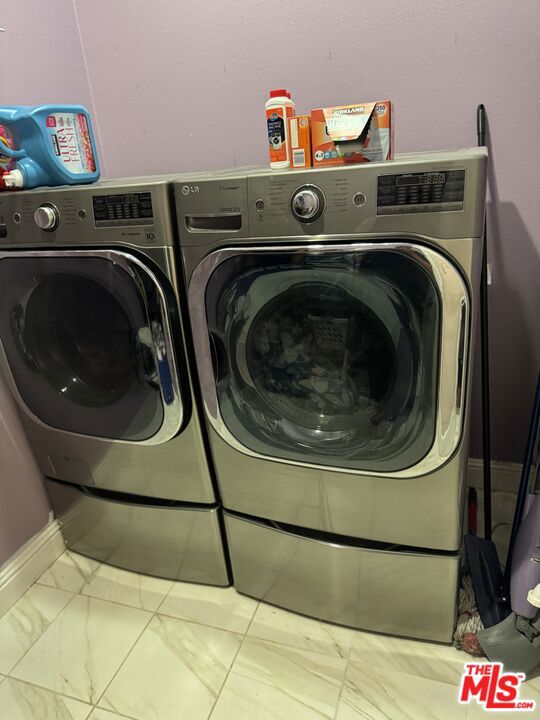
0, 249, 183, 445
189, 241, 470, 478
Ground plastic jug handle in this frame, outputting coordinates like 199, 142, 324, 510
0, 137, 26, 159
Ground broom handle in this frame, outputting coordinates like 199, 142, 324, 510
503, 374, 540, 596
477, 104, 492, 542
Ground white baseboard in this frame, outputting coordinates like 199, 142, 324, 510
0, 520, 65, 618
467, 458, 522, 493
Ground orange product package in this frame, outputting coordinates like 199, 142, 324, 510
311, 101, 393, 167
288, 115, 312, 169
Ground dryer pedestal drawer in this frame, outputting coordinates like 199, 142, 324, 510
47, 479, 229, 586
224, 511, 460, 642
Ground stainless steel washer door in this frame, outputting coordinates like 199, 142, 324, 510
0, 250, 184, 444
189, 242, 469, 477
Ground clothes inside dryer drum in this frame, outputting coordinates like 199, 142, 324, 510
207, 250, 440, 473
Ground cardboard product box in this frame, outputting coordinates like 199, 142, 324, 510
288, 115, 312, 168
311, 101, 393, 167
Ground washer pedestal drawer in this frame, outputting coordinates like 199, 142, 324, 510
47, 479, 229, 586
224, 511, 460, 642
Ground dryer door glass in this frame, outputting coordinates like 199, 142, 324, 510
0, 251, 182, 442
203, 248, 441, 473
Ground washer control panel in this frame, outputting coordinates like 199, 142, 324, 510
377, 170, 465, 215
0, 182, 170, 246
290, 185, 325, 223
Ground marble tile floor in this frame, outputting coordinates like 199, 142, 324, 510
1, 550, 539, 720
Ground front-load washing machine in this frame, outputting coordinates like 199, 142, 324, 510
0, 177, 228, 584
176, 148, 487, 641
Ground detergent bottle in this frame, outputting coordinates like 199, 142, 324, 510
0, 105, 100, 190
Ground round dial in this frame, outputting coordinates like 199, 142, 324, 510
290, 185, 325, 223
34, 205, 59, 231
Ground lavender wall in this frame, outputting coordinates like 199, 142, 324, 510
0, 0, 95, 565
0, 373, 50, 566
74, 0, 539, 462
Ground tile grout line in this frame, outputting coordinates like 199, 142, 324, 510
5, 588, 76, 679
207, 600, 261, 719
5, 667, 93, 707
36, 579, 173, 615
90, 592, 156, 713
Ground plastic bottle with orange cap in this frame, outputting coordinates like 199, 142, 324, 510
265, 89, 295, 169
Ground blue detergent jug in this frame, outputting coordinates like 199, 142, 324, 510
0, 105, 100, 190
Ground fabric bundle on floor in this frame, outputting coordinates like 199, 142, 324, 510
453, 573, 485, 656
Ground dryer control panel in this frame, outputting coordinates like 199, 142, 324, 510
377, 170, 465, 215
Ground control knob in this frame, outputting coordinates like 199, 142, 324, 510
290, 185, 325, 223
34, 204, 59, 231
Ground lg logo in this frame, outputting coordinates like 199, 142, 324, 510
182, 185, 200, 196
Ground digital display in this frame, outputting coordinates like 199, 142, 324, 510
396, 172, 446, 187
93, 191, 153, 226
104, 194, 139, 205
377, 169, 465, 215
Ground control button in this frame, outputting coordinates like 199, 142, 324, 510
78, 209, 87, 220
12, 212, 22, 224
352, 192, 366, 207
34, 204, 59, 231
0, 223, 7, 239
290, 185, 325, 223
255, 199, 265, 212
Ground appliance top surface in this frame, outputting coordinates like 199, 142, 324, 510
7, 174, 172, 197
169, 147, 487, 183
239, 147, 487, 179
9, 165, 262, 197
